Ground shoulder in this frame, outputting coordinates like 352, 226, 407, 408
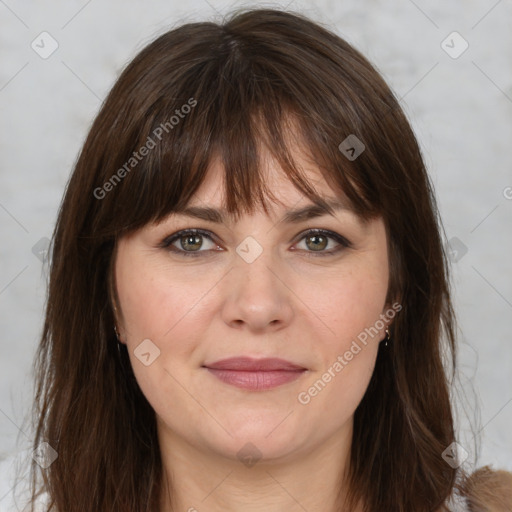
459, 465, 512, 512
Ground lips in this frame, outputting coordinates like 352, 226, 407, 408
203, 357, 306, 371
203, 357, 307, 391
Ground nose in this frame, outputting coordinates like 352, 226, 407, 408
220, 248, 294, 333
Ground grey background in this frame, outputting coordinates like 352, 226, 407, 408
1, 0, 511, 508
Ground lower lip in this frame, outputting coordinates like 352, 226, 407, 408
205, 368, 306, 390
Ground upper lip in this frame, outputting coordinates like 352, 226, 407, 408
203, 357, 306, 371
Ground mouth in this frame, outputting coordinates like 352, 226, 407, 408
202, 357, 308, 391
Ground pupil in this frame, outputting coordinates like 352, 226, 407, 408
307, 235, 326, 251
183, 234, 201, 251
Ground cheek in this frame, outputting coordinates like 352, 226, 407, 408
318, 278, 384, 383
312, 264, 389, 351
115, 257, 207, 416
116, 259, 202, 343
296, 258, 388, 413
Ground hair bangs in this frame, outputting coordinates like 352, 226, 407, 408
90, 18, 390, 239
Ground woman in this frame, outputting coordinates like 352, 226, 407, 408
25, 7, 511, 512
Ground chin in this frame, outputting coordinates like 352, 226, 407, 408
205, 418, 306, 464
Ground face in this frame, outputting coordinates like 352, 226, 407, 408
114, 148, 391, 465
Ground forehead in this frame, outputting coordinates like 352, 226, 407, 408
185, 149, 346, 216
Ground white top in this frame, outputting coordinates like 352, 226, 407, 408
444, 492, 471, 512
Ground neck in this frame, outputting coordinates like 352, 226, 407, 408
157, 419, 359, 512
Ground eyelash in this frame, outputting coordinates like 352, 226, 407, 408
158, 228, 352, 258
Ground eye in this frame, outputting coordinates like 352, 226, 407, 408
292, 228, 351, 256
159, 228, 351, 258
159, 229, 221, 257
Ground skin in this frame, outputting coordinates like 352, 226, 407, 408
114, 146, 391, 512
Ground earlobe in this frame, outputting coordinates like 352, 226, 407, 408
110, 285, 126, 344
113, 324, 125, 344
109, 251, 126, 344
383, 326, 391, 347
380, 298, 402, 346
112, 301, 127, 344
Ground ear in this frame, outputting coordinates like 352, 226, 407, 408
380, 299, 403, 332
109, 244, 127, 344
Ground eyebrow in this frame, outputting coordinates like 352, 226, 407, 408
173, 198, 353, 224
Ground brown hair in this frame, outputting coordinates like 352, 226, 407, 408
23, 7, 511, 512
